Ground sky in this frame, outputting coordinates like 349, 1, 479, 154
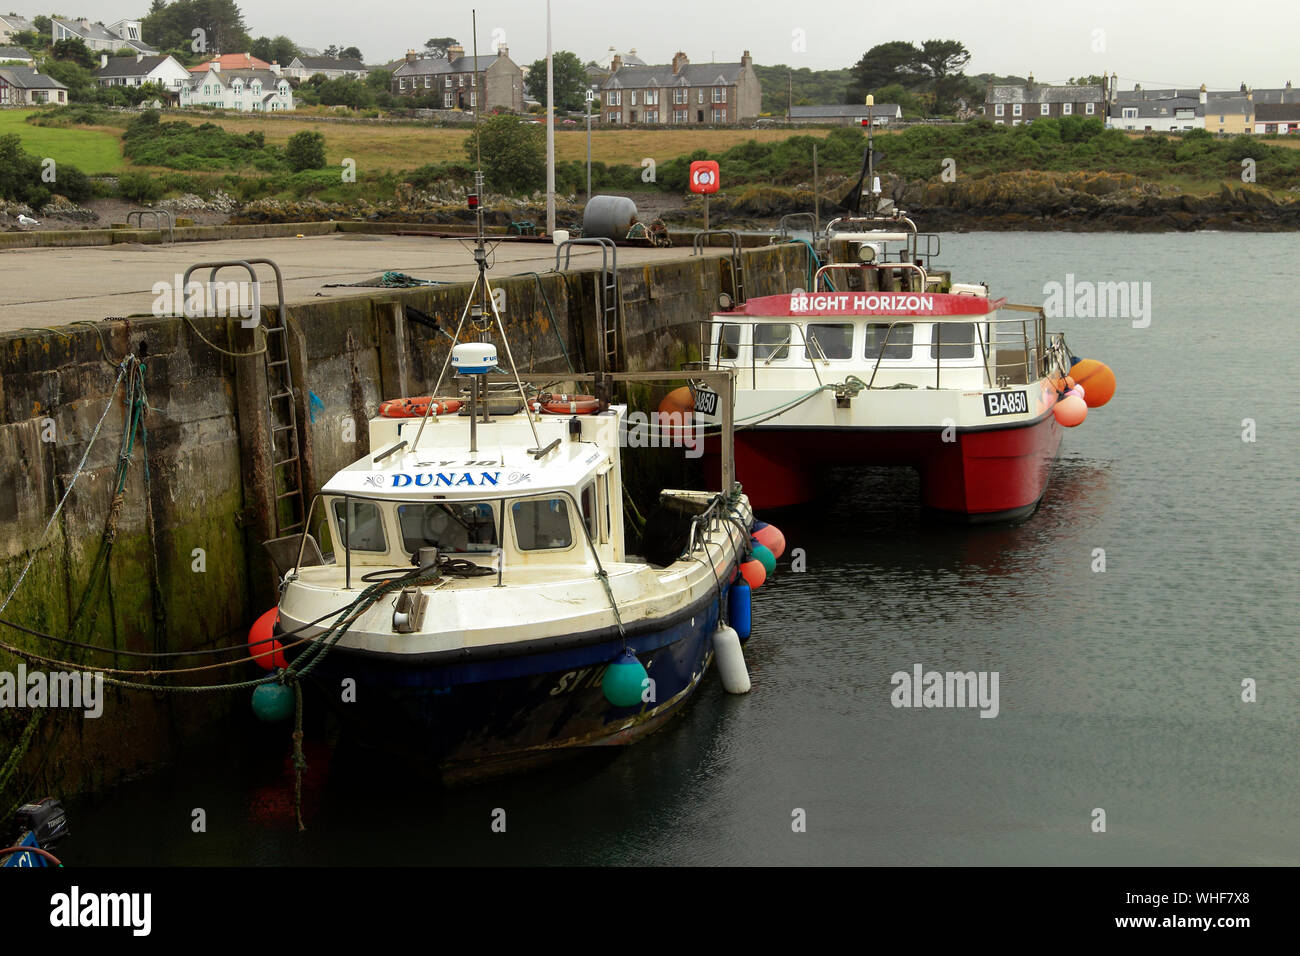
44, 0, 1300, 91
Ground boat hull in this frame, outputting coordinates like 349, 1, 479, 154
710, 411, 1063, 520
284, 586, 730, 782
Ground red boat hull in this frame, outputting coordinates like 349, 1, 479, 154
710, 411, 1063, 520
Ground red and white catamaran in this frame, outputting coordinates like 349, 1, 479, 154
684, 214, 1112, 521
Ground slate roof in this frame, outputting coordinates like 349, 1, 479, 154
1250, 87, 1299, 104
96, 55, 171, 78
1254, 102, 1300, 120
1204, 95, 1253, 115
988, 84, 1104, 104
0, 65, 67, 89
0, 44, 34, 61
0, 15, 34, 32
189, 67, 289, 88
393, 55, 501, 76
292, 56, 366, 72
604, 61, 746, 89
789, 103, 902, 118
1110, 96, 1202, 119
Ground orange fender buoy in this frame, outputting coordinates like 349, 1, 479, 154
1054, 394, 1088, 427
249, 607, 286, 670
1068, 360, 1116, 408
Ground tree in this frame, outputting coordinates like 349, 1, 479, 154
143, 0, 249, 58
31, 15, 51, 35
847, 41, 923, 103
463, 114, 544, 195
39, 58, 94, 98
423, 37, 457, 58
285, 130, 326, 171
10, 30, 43, 52
365, 69, 391, 91
251, 35, 298, 66
915, 39, 971, 114
50, 38, 95, 68
340, 46, 362, 61
524, 50, 586, 111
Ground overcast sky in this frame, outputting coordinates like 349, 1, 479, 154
62, 0, 1299, 90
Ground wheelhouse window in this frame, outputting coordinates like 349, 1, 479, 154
398, 502, 497, 554
805, 323, 853, 360
512, 498, 574, 551
754, 323, 792, 361
579, 482, 599, 541
930, 322, 978, 360
332, 499, 387, 552
864, 322, 914, 360
714, 322, 742, 361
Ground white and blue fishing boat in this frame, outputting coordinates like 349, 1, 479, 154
266, 174, 757, 781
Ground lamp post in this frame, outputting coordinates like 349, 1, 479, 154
545, 0, 555, 235
585, 88, 593, 203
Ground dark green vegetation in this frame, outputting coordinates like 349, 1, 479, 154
752, 64, 855, 116
525, 51, 587, 111
0, 134, 93, 206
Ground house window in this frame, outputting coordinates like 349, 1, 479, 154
630, 90, 637, 105
444, 92, 453, 107
995, 103, 1004, 116
1086, 102, 1095, 114
469, 91, 476, 106
609, 111, 621, 123
399, 77, 406, 90
1040, 103, 1049, 115
470, 74, 475, 86
674, 87, 686, 104
712, 87, 725, 103
644, 109, 659, 123
697, 88, 704, 104
673, 109, 687, 123
607, 89, 621, 105
1062, 103, 1072, 115
1012, 103, 1022, 116
445, 77, 451, 88
423, 76, 430, 88
645, 88, 658, 105
711, 107, 725, 123
1122, 108, 1138, 119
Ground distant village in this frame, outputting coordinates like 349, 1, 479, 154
1, 12, 1297, 135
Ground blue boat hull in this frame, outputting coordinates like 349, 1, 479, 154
286, 584, 732, 781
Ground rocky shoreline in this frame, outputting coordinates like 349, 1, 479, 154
5, 170, 1299, 235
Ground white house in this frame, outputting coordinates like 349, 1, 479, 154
0, 65, 68, 105
284, 56, 367, 81
180, 67, 295, 112
95, 53, 192, 93
0, 14, 35, 44
52, 17, 156, 54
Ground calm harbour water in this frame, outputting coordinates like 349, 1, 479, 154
70, 232, 1299, 865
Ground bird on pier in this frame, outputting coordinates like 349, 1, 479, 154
17, 214, 41, 228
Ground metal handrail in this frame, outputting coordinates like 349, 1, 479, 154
814, 261, 929, 293
126, 208, 174, 243
777, 213, 817, 239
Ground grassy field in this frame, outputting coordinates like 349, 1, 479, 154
171, 115, 835, 171
0, 109, 125, 173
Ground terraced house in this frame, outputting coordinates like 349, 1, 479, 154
601, 50, 762, 124
390, 43, 523, 111
180, 66, 294, 112
984, 76, 1107, 125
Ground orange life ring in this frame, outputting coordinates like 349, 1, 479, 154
534, 393, 600, 415
378, 397, 463, 417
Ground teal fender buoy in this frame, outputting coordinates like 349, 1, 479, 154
251, 682, 294, 723
750, 542, 776, 577
602, 649, 648, 707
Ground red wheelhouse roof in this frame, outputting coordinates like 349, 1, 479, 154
725, 292, 1006, 318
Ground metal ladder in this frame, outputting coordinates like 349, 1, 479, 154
182, 258, 305, 537
554, 237, 620, 373
692, 230, 746, 304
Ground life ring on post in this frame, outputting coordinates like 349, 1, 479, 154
533, 393, 600, 415
378, 397, 463, 417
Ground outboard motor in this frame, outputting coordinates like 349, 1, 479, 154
3, 796, 69, 867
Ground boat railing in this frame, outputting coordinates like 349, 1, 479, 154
682, 304, 1057, 393
814, 261, 930, 294
682, 492, 743, 563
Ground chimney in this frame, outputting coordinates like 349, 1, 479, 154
405, 49, 417, 64
100, 53, 107, 68
136, 53, 143, 62
741, 49, 752, 68
1240, 81, 1247, 93
671, 51, 688, 75
270, 61, 280, 76
610, 54, 621, 72
1199, 83, 1207, 105
211, 59, 220, 72
497, 43, 508, 60
447, 43, 464, 62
